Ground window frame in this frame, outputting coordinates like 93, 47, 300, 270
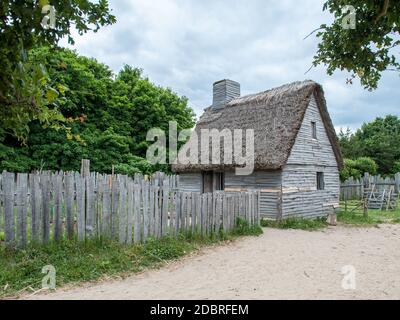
316, 172, 325, 190
311, 121, 317, 140
215, 172, 225, 191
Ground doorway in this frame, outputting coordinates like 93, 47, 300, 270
202, 172, 225, 193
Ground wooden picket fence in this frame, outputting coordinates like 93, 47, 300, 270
340, 173, 400, 201
0, 171, 260, 248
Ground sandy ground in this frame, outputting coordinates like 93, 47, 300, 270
25, 224, 400, 300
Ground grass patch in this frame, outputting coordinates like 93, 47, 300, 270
260, 217, 327, 231
338, 200, 400, 226
0, 219, 262, 299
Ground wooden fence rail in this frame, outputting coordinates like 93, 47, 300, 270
0, 171, 259, 248
340, 173, 400, 201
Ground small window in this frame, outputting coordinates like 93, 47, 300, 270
317, 172, 324, 190
215, 172, 225, 191
311, 121, 317, 139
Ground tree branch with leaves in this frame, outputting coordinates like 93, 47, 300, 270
312, 0, 400, 90
0, 0, 116, 141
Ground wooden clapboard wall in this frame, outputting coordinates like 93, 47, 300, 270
0, 171, 259, 248
281, 95, 340, 219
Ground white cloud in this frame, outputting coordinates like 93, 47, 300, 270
60, 0, 400, 130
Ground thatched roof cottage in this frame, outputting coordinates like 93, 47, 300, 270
172, 79, 343, 220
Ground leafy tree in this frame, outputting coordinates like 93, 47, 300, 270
313, 0, 400, 90
352, 115, 400, 174
0, 0, 115, 140
338, 127, 357, 159
393, 160, 400, 173
337, 115, 400, 175
0, 48, 196, 175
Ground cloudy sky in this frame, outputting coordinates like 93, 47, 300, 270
61, 0, 399, 132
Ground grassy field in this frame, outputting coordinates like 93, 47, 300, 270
261, 199, 400, 231
338, 199, 400, 226
0, 219, 262, 299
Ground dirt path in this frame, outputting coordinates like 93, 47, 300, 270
26, 224, 400, 300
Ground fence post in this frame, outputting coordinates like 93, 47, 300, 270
3, 172, 15, 246
53, 173, 63, 242
395, 172, 400, 194
363, 196, 368, 218
41, 173, 51, 243
81, 159, 90, 177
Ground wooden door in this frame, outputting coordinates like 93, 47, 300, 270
202, 172, 213, 193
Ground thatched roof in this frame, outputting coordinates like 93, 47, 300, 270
172, 80, 343, 172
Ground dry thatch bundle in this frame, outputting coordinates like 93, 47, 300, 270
172, 80, 343, 172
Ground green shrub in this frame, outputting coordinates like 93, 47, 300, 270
355, 157, 378, 175
340, 157, 378, 181
231, 217, 263, 236
393, 160, 400, 174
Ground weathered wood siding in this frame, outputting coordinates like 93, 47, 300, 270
179, 173, 202, 192
225, 170, 281, 219
224, 170, 280, 190
282, 94, 340, 218
179, 170, 281, 219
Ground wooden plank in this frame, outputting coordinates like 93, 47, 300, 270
190, 192, 196, 234
181, 192, 187, 233
41, 173, 51, 243
222, 194, 228, 234
126, 180, 134, 244
154, 186, 160, 238
80, 159, 90, 177
95, 174, 103, 238
64, 173, 75, 239
119, 176, 127, 244
143, 182, 149, 241
133, 184, 142, 243
53, 174, 63, 242
227, 196, 232, 231
256, 191, 261, 226
196, 193, 202, 234
277, 189, 283, 221
3, 172, 15, 245
210, 193, 216, 234
75, 173, 85, 241
233, 194, 238, 228
216, 193, 222, 234
201, 194, 207, 236
149, 185, 155, 238
161, 185, 169, 237
207, 193, 212, 235
30, 173, 41, 243
101, 175, 111, 239
16, 173, 28, 247
94, 173, 102, 237
175, 191, 181, 235
111, 176, 120, 240
169, 192, 175, 236
86, 173, 96, 238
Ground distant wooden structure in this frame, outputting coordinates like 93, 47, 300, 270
173, 80, 343, 220
340, 173, 399, 211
